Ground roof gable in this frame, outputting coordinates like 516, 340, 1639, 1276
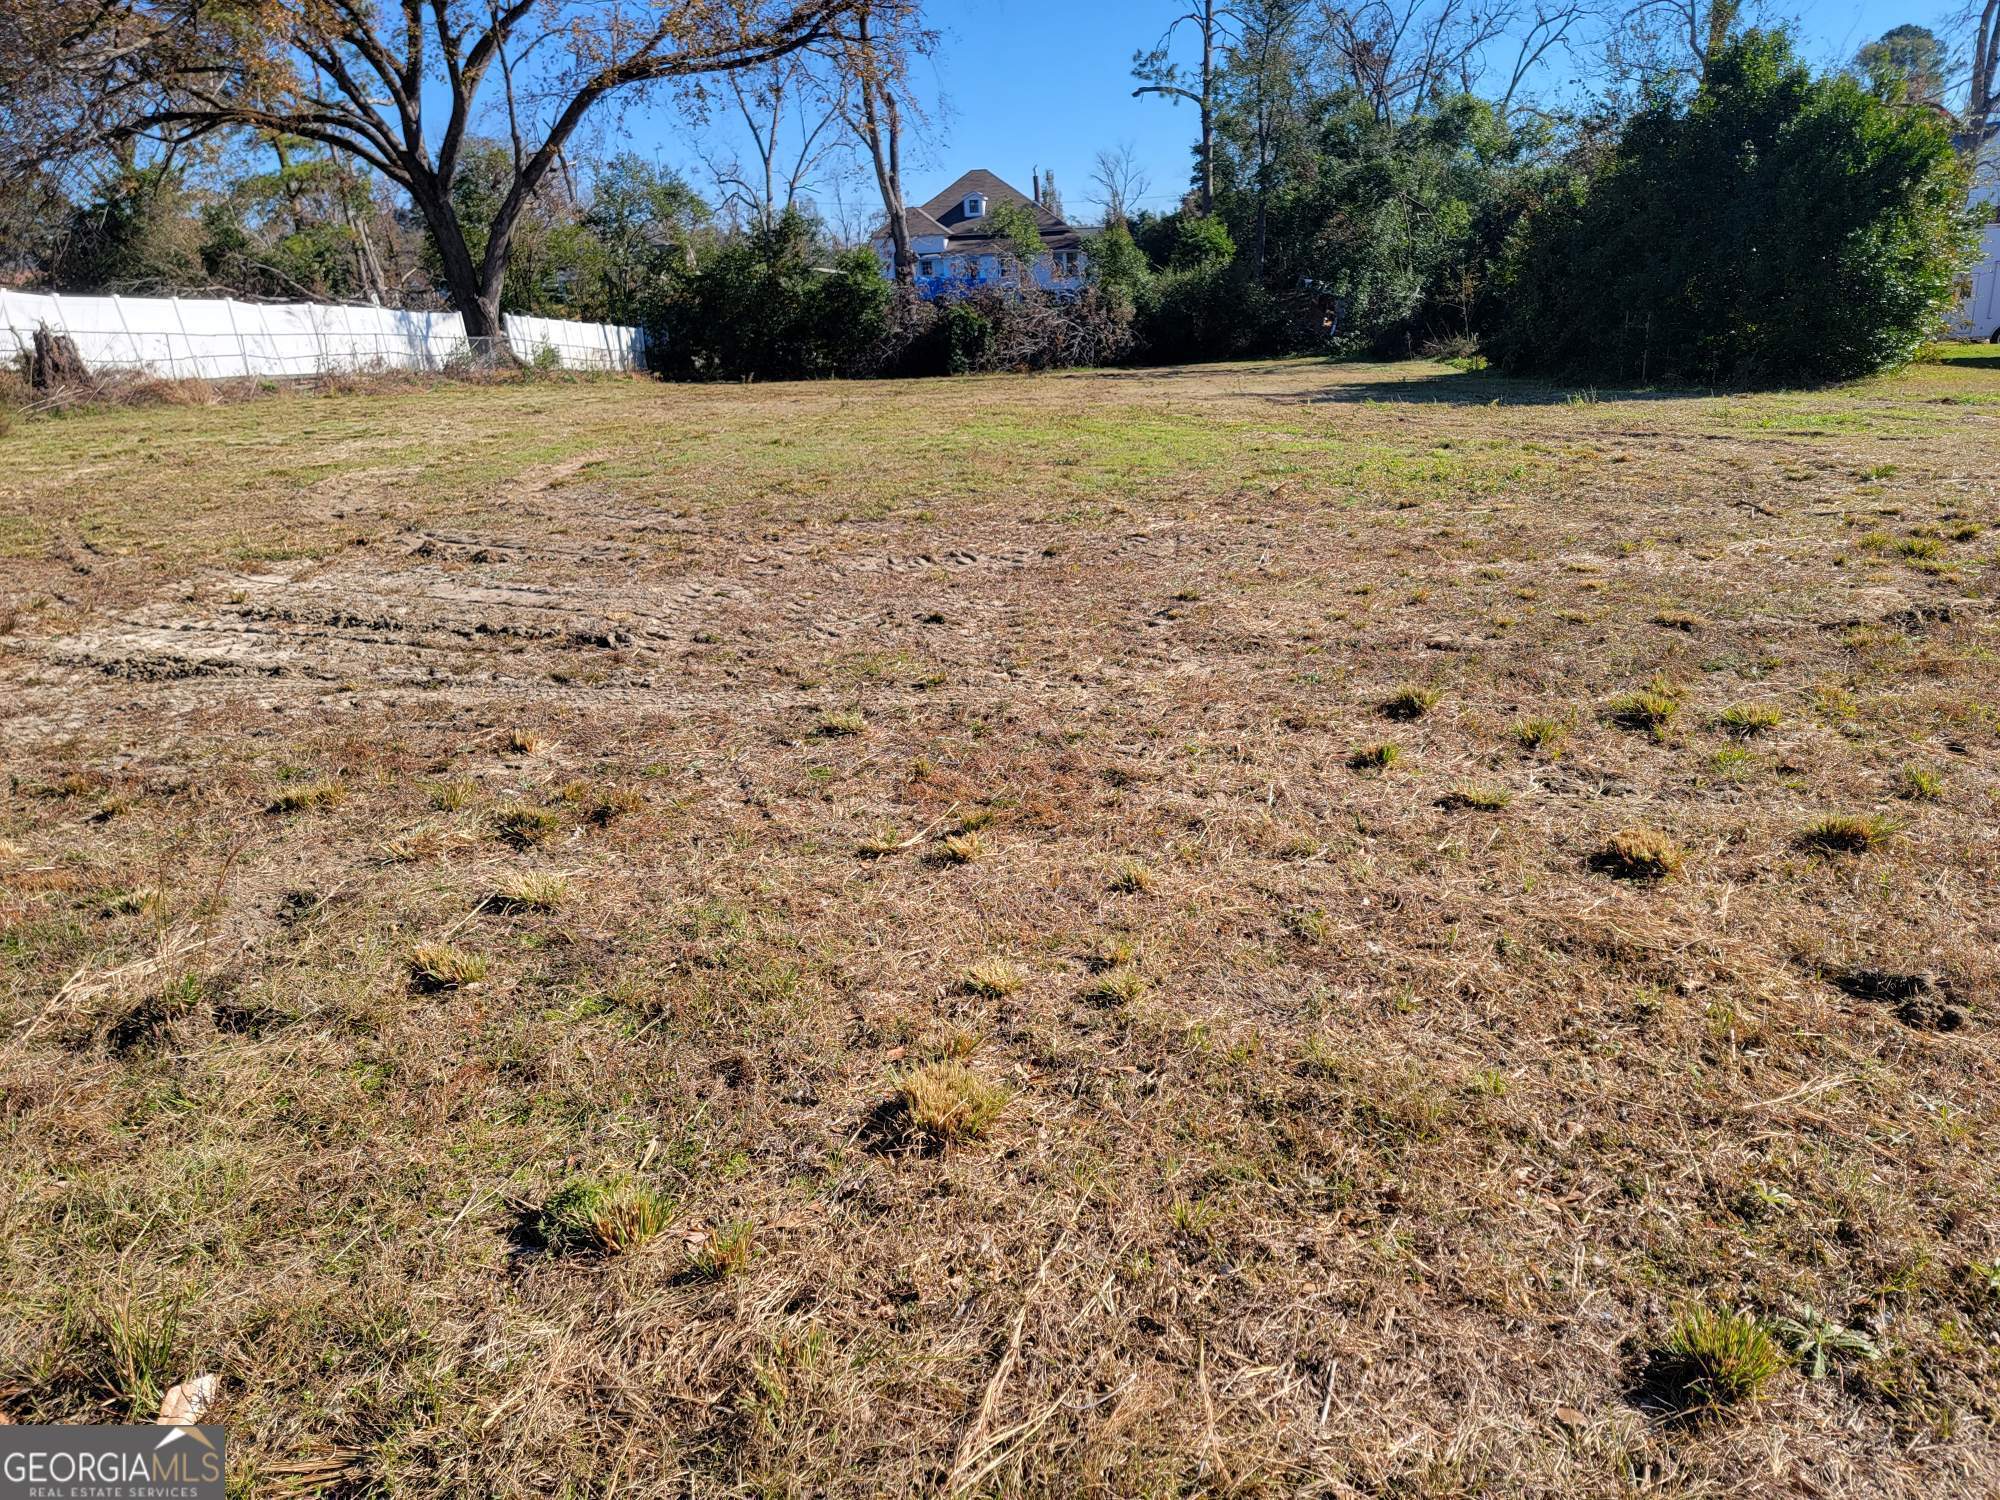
914, 168, 1082, 250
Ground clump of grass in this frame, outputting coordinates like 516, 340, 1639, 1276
1592, 826, 1685, 881
1897, 765, 1942, 802
103, 886, 163, 918
1349, 742, 1402, 771
894, 1060, 1009, 1146
1654, 1305, 1785, 1418
1081, 968, 1149, 1007
1381, 683, 1441, 721
1086, 934, 1136, 971
493, 871, 571, 912
1607, 685, 1680, 735
266, 777, 346, 814
1650, 610, 1703, 632
429, 778, 479, 811
1717, 704, 1781, 737
1710, 746, 1753, 776
962, 957, 1027, 998
688, 1220, 757, 1281
940, 830, 987, 864
1800, 814, 1893, 854
505, 728, 551, 756
1439, 782, 1511, 812
813, 710, 867, 738
494, 805, 563, 848
408, 941, 488, 990
588, 786, 645, 825
1513, 717, 1566, 753
1109, 857, 1156, 893
537, 1178, 674, 1257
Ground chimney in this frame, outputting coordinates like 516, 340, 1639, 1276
1032, 168, 1041, 204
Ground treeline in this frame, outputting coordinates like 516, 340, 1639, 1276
1095, 24, 1973, 384
1, 21, 1975, 388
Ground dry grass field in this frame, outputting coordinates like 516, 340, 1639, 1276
2, 351, 1997, 1497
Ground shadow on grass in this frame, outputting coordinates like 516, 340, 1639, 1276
1275, 364, 1703, 408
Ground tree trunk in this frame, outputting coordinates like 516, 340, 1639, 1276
1971, 0, 2000, 154
409, 173, 513, 362
1198, 3, 1216, 215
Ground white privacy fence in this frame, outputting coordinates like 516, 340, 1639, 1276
0, 289, 648, 378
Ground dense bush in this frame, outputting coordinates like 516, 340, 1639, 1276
652, 212, 888, 380
1489, 33, 1974, 384
1137, 264, 1281, 365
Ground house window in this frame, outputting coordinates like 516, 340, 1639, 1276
963, 193, 986, 219
1053, 250, 1080, 278
919, 256, 941, 278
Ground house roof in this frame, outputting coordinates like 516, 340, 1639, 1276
878, 169, 1084, 253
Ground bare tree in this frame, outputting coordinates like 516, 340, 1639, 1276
1133, 1, 1238, 214
826, 1, 933, 284
707, 53, 851, 230
1310, 0, 1515, 121
33, 0, 860, 349
1089, 142, 1153, 225
1963, 0, 2000, 154
1610, 0, 1742, 88
1495, 1, 1604, 118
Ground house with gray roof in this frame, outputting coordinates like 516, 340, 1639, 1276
873, 169, 1089, 296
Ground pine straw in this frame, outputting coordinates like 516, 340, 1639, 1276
0, 354, 1996, 1496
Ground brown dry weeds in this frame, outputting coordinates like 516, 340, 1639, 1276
1, 354, 1997, 1496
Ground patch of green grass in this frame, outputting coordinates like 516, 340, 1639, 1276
1381, 683, 1442, 721
494, 805, 563, 848
1655, 1305, 1785, 1418
1800, 814, 1893, 854
408, 942, 488, 990
688, 1220, 757, 1281
1717, 704, 1781, 736
1439, 782, 1511, 811
538, 1179, 675, 1257
1710, 746, 1753, 776
813, 710, 867, 738
493, 871, 572, 912
1109, 857, 1156, 893
1898, 766, 1942, 802
1607, 684, 1680, 735
267, 777, 347, 814
962, 957, 1027, 998
1513, 717, 1566, 753
1081, 968, 1149, 1007
428, 778, 479, 812
1592, 826, 1685, 880
1348, 742, 1402, 771
894, 1060, 1009, 1146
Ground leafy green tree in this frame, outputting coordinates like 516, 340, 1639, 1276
1168, 214, 1235, 271
1088, 220, 1153, 308
53, 161, 206, 291
981, 199, 1045, 278
1853, 25, 1945, 106
1491, 32, 1975, 384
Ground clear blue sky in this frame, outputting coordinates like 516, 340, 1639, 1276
623, 0, 1955, 230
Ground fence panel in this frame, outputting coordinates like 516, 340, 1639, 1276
0, 290, 645, 379
503, 312, 648, 371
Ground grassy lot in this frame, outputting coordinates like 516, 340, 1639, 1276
1, 351, 1997, 1496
